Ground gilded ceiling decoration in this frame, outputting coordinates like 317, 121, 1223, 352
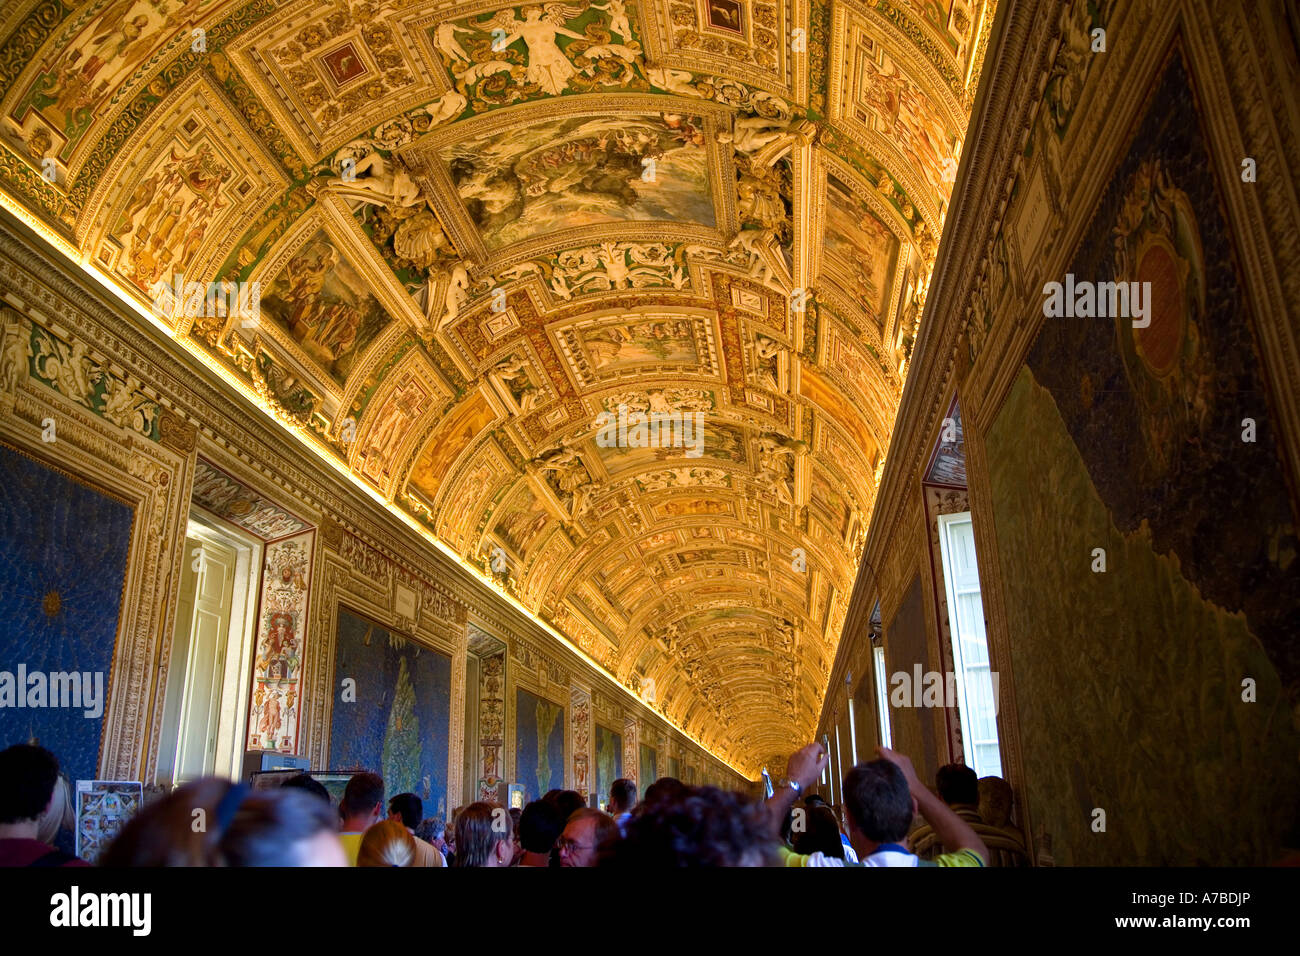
0, 0, 994, 774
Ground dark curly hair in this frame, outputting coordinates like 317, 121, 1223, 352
0, 744, 59, 824
599, 785, 776, 867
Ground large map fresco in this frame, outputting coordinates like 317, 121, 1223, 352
594, 722, 622, 800
516, 686, 564, 801
329, 607, 452, 820
0, 445, 132, 784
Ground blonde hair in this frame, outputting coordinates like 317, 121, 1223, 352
37, 774, 74, 844
357, 818, 416, 867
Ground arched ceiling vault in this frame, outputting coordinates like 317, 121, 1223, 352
0, 0, 995, 776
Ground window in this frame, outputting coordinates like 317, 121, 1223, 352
833, 724, 845, 800
937, 511, 1002, 777
872, 645, 892, 749
848, 696, 859, 765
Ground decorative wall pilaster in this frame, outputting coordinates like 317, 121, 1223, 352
570, 683, 592, 801
623, 716, 639, 785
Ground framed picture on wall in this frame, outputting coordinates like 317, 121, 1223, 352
508, 784, 525, 809
75, 780, 142, 864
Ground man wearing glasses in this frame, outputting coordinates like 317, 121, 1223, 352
556, 808, 619, 867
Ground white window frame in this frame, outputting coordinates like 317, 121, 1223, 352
872, 645, 892, 750
847, 696, 858, 766
937, 510, 1003, 778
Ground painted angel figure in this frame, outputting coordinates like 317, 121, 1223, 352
480, 4, 588, 96
592, 0, 632, 40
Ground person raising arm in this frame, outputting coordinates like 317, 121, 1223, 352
764, 741, 829, 837
877, 747, 988, 866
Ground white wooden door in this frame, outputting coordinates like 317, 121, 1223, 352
175, 536, 238, 783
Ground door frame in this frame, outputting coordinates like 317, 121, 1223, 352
161, 511, 262, 784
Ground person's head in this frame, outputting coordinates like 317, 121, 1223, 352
601, 786, 773, 867
803, 793, 828, 811
518, 799, 564, 860
936, 763, 979, 807
0, 744, 60, 833
978, 776, 1014, 828
414, 817, 444, 845
545, 789, 585, 821
558, 808, 619, 867
609, 778, 637, 814
453, 802, 513, 867
339, 772, 384, 829
388, 792, 423, 831
643, 777, 686, 809
842, 760, 914, 851
101, 778, 345, 866
357, 818, 417, 867
280, 773, 330, 806
791, 804, 845, 859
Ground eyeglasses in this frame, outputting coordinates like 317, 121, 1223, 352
555, 838, 596, 852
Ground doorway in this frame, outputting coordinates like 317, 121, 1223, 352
157, 514, 261, 785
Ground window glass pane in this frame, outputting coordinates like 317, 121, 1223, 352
873, 646, 892, 750
937, 512, 1003, 779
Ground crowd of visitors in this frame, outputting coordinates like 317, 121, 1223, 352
0, 739, 1026, 867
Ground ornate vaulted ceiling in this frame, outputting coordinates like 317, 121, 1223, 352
0, 0, 993, 774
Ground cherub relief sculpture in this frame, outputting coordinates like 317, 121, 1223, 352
0, 318, 31, 393
728, 228, 787, 292
592, 0, 633, 40
752, 333, 784, 391
533, 435, 595, 520
547, 242, 678, 294
323, 149, 423, 209
719, 114, 814, 160
609, 387, 712, 415
753, 432, 806, 506
490, 352, 540, 414
437, 261, 472, 330
646, 66, 702, 97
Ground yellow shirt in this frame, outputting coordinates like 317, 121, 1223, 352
339, 831, 364, 866
778, 844, 986, 867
